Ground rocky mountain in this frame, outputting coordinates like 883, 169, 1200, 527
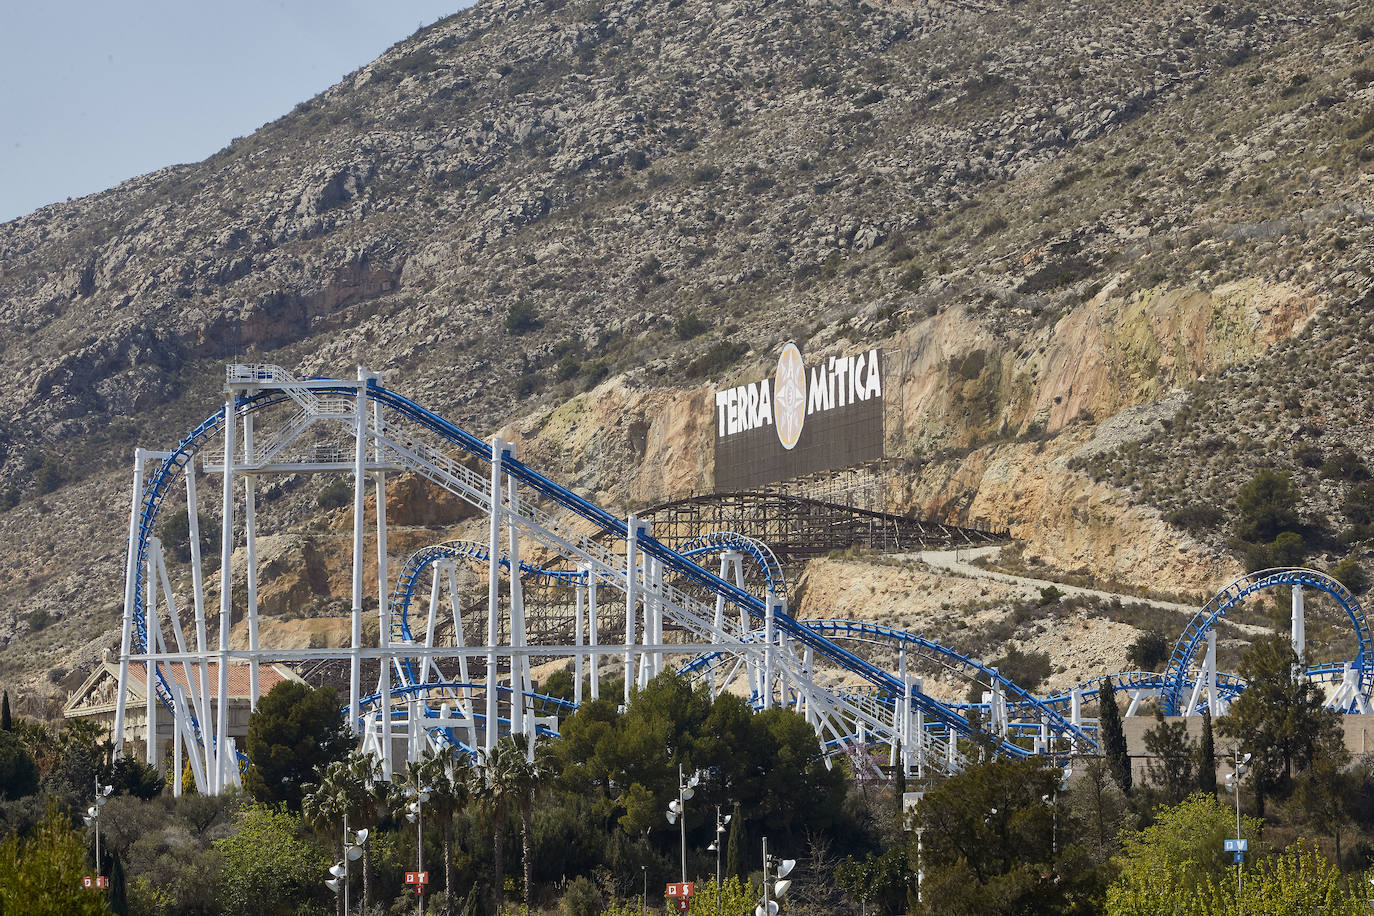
1, 0, 1372, 711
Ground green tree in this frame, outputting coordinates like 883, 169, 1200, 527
483, 733, 550, 905
1291, 750, 1354, 864
724, 802, 744, 880
1330, 557, 1369, 594
1234, 468, 1300, 543
1067, 758, 1128, 865
1097, 677, 1132, 795
1142, 712, 1196, 805
1217, 634, 1344, 813
0, 729, 39, 799
1126, 632, 1169, 672
302, 751, 385, 913
835, 846, 912, 915
0, 801, 111, 916
910, 757, 1098, 914
243, 682, 351, 811
415, 746, 472, 916
1106, 793, 1261, 914
1197, 708, 1217, 796
1, 690, 11, 730
214, 803, 330, 916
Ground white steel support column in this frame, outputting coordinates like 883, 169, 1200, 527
506, 460, 530, 738
172, 685, 184, 798
184, 460, 214, 780
242, 415, 261, 709
588, 570, 599, 700
114, 448, 148, 760
215, 396, 237, 793
486, 437, 505, 751
1070, 685, 1083, 756
574, 577, 585, 706
625, 515, 640, 707
712, 555, 731, 700
372, 391, 392, 778
1292, 585, 1306, 664
890, 650, 907, 768
763, 598, 777, 710
349, 374, 368, 738
146, 552, 159, 768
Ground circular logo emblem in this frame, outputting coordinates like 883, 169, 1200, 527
774, 343, 806, 450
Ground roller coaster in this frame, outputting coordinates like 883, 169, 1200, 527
111, 365, 1374, 794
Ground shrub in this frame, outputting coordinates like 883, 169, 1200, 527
1345, 480, 1374, 525
1127, 631, 1170, 671
1037, 585, 1065, 606
1165, 503, 1224, 534
505, 300, 542, 335
316, 479, 351, 510
898, 264, 925, 291
685, 341, 748, 379
1270, 530, 1306, 566
1234, 469, 1300, 542
1320, 446, 1370, 481
675, 312, 708, 339
1331, 557, 1369, 594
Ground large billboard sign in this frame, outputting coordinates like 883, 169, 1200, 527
713, 343, 884, 491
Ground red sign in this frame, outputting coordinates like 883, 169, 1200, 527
405, 871, 430, 885
676, 899, 690, 912
666, 882, 695, 898
81, 876, 109, 889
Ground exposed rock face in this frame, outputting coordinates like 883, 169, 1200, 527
1, 0, 1372, 706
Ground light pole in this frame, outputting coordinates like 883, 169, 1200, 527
641, 865, 647, 916
757, 837, 796, 916
405, 785, 431, 916
1225, 747, 1251, 914
665, 764, 700, 883
707, 805, 731, 913
326, 814, 369, 916
81, 778, 113, 891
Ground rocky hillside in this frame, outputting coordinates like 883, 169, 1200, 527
1, 0, 1372, 709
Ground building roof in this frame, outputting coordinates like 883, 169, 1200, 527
63, 660, 304, 719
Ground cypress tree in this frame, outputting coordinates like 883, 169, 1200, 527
1098, 677, 1132, 795
1198, 707, 1217, 795
1, 691, 11, 731
724, 803, 744, 879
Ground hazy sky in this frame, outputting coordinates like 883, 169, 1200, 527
0, 1, 471, 224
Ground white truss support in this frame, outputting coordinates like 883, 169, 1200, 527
1292, 585, 1306, 664
114, 449, 148, 761
901, 670, 915, 776
486, 437, 506, 751
243, 415, 261, 709
587, 567, 599, 700
153, 539, 206, 742
947, 730, 957, 768
445, 564, 474, 721
171, 683, 206, 795
421, 566, 441, 686
1186, 631, 1218, 717
650, 558, 665, 678
574, 577, 585, 706
1126, 689, 1144, 717
1332, 663, 1371, 714
184, 459, 214, 780
625, 515, 641, 707
803, 646, 815, 725
506, 460, 531, 742
215, 398, 237, 794
349, 374, 369, 738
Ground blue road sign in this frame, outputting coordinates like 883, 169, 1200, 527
1224, 839, 1249, 852
1233, 851, 1244, 863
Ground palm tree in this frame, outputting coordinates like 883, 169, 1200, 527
416, 746, 473, 916
302, 752, 383, 916
303, 758, 366, 916
480, 734, 550, 906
